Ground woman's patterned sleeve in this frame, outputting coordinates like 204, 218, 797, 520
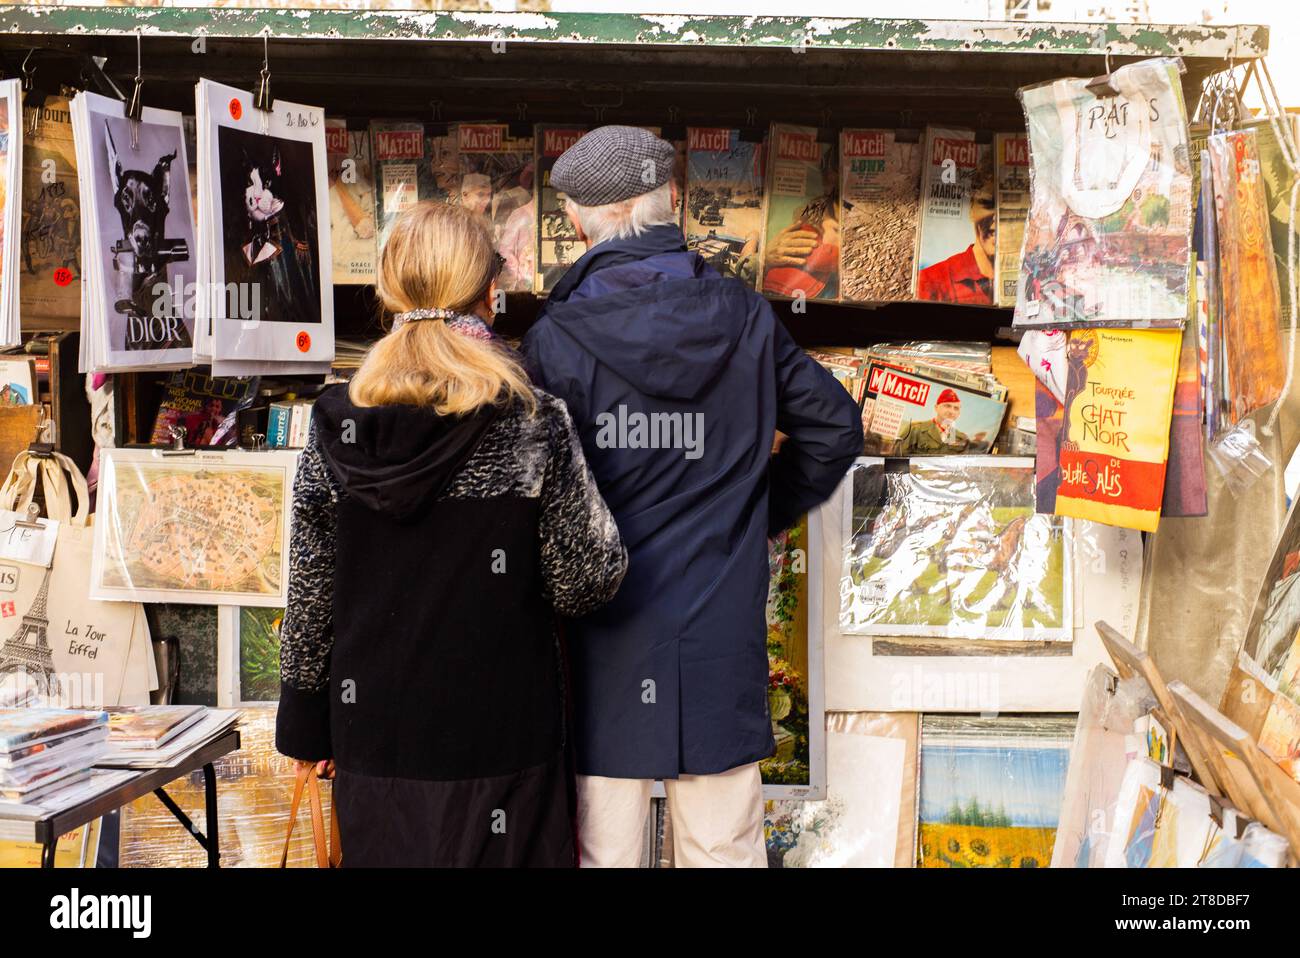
538, 398, 628, 618
275, 421, 340, 762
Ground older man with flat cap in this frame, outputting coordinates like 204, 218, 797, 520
522, 125, 861, 868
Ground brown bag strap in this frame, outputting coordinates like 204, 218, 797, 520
279, 764, 341, 868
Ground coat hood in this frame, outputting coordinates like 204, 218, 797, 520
312, 385, 499, 519
539, 224, 749, 401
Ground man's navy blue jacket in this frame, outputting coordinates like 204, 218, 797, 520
521, 224, 862, 779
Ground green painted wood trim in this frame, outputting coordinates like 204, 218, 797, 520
0, 7, 1267, 60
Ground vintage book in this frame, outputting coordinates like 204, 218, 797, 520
840, 458, 1071, 642
325, 119, 377, 284
535, 124, 588, 295
91, 448, 298, 606
19, 94, 81, 326
1052, 327, 1182, 532
149, 369, 259, 448
72, 92, 197, 371
860, 360, 1006, 457
839, 128, 922, 303
1014, 57, 1192, 328
456, 123, 535, 292
994, 132, 1030, 307
1208, 129, 1286, 425
913, 127, 995, 306
684, 127, 765, 288
105, 705, 204, 748
760, 123, 839, 301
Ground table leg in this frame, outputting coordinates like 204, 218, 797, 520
40, 837, 56, 869
203, 762, 219, 869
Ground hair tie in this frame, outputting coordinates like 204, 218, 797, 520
392, 306, 471, 330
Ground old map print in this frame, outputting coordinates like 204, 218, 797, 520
92, 451, 296, 606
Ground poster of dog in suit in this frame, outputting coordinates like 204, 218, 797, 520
83, 94, 196, 368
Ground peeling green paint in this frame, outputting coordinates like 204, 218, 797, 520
0, 7, 1268, 60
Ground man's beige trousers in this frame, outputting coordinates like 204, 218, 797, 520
577, 762, 767, 868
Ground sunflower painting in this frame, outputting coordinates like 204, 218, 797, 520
917, 715, 1074, 868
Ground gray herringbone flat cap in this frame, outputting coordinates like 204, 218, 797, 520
551, 125, 675, 206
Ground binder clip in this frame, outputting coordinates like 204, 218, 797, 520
427, 99, 448, 138
14, 502, 44, 531
254, 30, 274, 114
508, 101, 531, 140
249, 432, 267, 452
28, 409, 55, 457
126, 30, 144, 125
1086, 43, 1120, 97
739, 107, 763, 144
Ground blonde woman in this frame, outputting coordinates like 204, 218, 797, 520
276, 202, 628, 867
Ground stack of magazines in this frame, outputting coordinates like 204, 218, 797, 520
98, 705, 239, 768
0, 709, 109, 813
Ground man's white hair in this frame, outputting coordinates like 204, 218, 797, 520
564, 181, 677, 248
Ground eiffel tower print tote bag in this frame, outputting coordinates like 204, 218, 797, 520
0, 449, 139, 708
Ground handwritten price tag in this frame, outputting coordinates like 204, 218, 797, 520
0, 510, 59, 568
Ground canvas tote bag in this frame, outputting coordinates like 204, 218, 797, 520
0, 448, 141, 706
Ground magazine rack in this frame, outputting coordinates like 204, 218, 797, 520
1166, 682, 1300, 866
1095, 621, 1223, 794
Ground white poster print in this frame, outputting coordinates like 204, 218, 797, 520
200, 79, 333, 365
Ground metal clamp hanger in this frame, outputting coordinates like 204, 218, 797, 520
254, 29, 274, 115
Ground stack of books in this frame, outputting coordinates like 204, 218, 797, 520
98, 706, 240, 768
0, 709, 109, 813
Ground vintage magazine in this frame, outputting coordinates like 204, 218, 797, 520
72, 92, 196, 371
1051, 327, 1182, 533
860, 359, 1006, 456
839, 457, 1072, 642
760, 123, 839, 301
325, 119, 377, 284
1208, 129, 1286, 425
1014, 57, 1192, 328
368, 121, 460, 241
535, 124, 587, 295
195, 80, 334, 374
90, 448, 297, 606
839, 128, 922, 303
994, 132, 1029, 308
684, 127, 765, 288
1162, 319, 1208, 517
913, 127, 995, 306
19, 94, 81, 326
456, 123, 535, 292
149, 369, 259, 448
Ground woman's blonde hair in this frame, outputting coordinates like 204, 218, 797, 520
348, 201, 535, 415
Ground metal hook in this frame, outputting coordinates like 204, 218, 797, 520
254, 28, 273, 113
127, 28, 144, 143
20, 47, 35, 92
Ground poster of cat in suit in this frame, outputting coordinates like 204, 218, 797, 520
196, 78, 333, 373
218, 126, 319, 325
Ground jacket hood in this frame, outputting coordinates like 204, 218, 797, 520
312, 385, 499, 519
540, 225, 749, 401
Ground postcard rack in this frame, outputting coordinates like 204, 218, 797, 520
1097, 621, 1300, 866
